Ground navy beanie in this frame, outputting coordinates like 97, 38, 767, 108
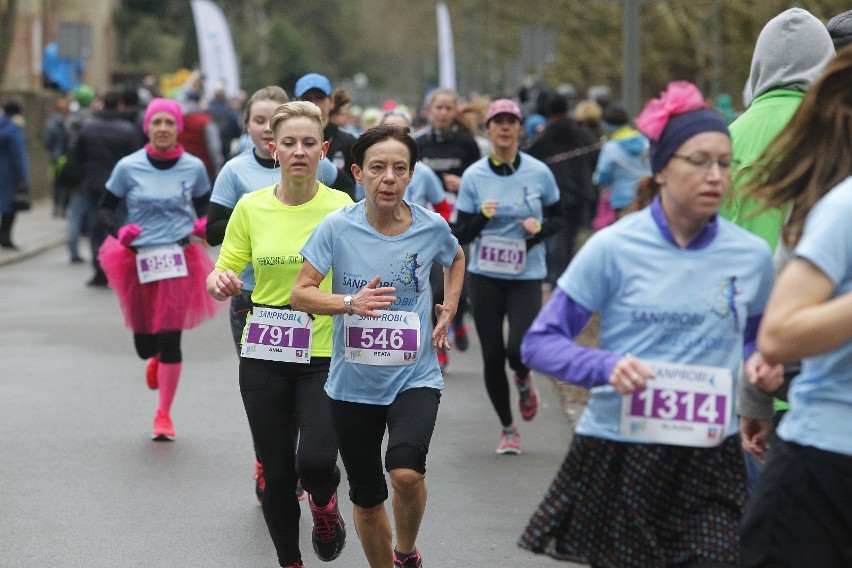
651, 108, 729, 174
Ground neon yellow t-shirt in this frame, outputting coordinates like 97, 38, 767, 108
215, 183, 353, 357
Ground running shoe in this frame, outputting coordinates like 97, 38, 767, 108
437, 348, 448, 372
496, 427, 521, 455
394, 548, 423, 567
295, 479, 307, 501
453, 325, 469, 351
145, 356, 159, 390
309, 492, 346, 561
254, 459, 265, 505
515, 372, 539, 421
152, 410, 175, 441
281, 563, 304, 568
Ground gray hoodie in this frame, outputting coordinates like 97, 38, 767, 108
743, 8, 835, 108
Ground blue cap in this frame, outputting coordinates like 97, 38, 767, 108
294, 73, 333, 98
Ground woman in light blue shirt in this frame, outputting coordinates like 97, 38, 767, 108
740, 49, 852, 568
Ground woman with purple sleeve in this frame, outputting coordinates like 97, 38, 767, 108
517, 82, 780, 568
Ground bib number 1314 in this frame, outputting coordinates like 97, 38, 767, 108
620, 360, 731, 447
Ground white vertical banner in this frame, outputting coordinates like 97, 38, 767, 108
436, 2, 457, 91
190, 0, 241, 99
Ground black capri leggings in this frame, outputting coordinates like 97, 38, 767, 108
468, 274, 541, 427
133, 330, 181, 363
330, 387, 441, 509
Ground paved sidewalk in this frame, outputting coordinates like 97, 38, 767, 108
0, 199, 68, 268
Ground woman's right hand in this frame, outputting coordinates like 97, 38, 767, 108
350, 276, 396, 318
481, 199, 499, 218
608, 355, 656, 395
206, 269, 243, 301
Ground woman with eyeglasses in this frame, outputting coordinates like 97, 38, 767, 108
517, 81, 780, 568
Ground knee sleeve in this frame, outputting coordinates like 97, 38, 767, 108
157, 331, 182, 363
133, 333, 157, 360
348, 477, 389, 509
385, 442, 427, 475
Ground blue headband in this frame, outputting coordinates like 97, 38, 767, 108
651, 108, 729, 173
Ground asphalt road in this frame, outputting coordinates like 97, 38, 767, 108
0, 241, 585, 568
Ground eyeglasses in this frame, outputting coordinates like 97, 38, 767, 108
672, 154, 732, 171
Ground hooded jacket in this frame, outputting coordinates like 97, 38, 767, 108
719, 8, 834, 251
593, 126, 650, 210
0, 115, 29, 214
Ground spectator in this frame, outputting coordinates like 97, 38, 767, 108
527, 93, 599, 287
0, 101, 30, 250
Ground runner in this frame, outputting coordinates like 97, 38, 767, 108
206, 85, 339, 503
414, 88, 481, 369
454, 98, 564, 455
290, 124, 465, 568
739, 47, 852, 568
206, 101, 351, 568
97, 97, 218, 441
517, 82, 779, 568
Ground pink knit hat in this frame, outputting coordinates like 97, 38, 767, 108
143, 97, 184, 134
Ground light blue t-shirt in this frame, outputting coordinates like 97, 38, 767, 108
354, 161, 445, 208
778, 176, 852, 456
211, 149, 341, 290
559, 205, 774, 442
106, 149, 209, 247
457, 153, 560, 280
300, 201, 459, 404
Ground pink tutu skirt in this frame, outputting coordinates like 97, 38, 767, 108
98, 236, 221, 334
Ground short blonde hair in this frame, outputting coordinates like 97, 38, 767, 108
269, 101, 324, 137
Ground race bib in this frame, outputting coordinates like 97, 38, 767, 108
136, 244, 188, 283
477, 235, 526, 275
620, 361, 732, 447
344, 311, 419, 366
240, 307, 312, 364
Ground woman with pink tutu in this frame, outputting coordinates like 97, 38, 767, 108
98, 97, 219, 441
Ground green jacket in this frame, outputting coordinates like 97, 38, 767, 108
718, 89, 804, 251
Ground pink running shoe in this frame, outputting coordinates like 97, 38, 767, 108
152, 410, 175, 441
145, 357, 158, 390
254, 460, 265, 505
496, 427, 521, 455
515, 372, 539, 421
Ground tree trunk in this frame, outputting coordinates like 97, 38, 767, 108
0, 0, 19, 86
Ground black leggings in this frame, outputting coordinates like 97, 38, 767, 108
239, 357, 340, 567
468, 274, 541, 427
133, 331, 182, 363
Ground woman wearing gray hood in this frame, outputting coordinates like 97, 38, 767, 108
718, 7, 834, 251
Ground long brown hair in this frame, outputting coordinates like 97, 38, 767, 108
744, 45, 852, 247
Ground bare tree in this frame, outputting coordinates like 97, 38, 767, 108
0, 0, 18, 85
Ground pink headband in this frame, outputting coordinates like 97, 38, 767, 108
143, 98, 184, 134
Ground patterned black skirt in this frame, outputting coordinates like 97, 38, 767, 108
518, 434, 746, 568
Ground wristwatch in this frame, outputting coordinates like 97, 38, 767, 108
343, 295, 353, 316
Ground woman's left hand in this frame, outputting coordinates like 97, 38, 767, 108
519, 217, 542, 235
432, 303, 457, 349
